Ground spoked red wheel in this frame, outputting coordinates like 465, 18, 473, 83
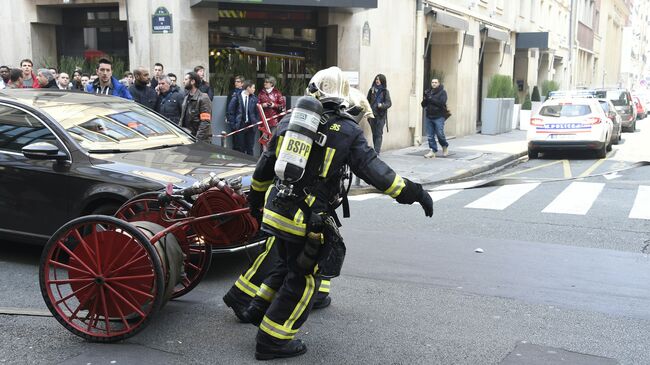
115, 192, 212, 299
39, 215, 165, 342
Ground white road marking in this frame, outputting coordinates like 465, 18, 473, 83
629, 185, 650, 219
427, 189, 462, 202
465, 183, 540, 210
432, 180, 486, 191
348, 193, 384, 201
542, 182, 605, 215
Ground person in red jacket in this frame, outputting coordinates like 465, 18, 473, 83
20, 59, 40, 88
257, 76, 286, 150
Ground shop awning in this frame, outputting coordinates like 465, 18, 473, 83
515, 32, 550, 49
190, 0, 377, 8
481, 25, 510, 42
425, 6, 469, 32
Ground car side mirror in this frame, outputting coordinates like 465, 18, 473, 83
608, 111, 616, 119
22, 142, 68, 161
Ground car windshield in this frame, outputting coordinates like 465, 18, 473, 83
539, 104, 592, 117
40, 100, 193, 152
599, 101, 610, 112
605, 91, 629, 106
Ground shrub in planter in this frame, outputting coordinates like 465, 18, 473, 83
541, 80, 560, 98
487, 74, 516, 98
522, 93, 532, 110
531, 86, 541, 102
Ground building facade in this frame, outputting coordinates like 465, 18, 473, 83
1, 0, 642, 151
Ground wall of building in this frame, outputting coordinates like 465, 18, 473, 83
331, 0, 418, 151
126, 1, 216, 77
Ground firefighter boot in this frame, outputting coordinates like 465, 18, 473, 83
222, 290, 250, 323
241, 298, 268, 326
312, 292, 332, 309
255, 339, 308, 360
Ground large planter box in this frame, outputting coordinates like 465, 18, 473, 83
481, 98, 514, 135
519, 109, 531, 131
512, 104, 521, 129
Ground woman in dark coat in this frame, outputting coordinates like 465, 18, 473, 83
366, 74, 391, 154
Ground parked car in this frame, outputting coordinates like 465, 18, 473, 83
0, 89, 257, 244
632, 95, 647, 120
597, 98, 622, 145
591, 88, 636, 132
527, 97, 613, 159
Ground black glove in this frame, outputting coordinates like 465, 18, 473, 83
307, 213, 324, 233
417, 189, 433, 217
395, 178, 434, 217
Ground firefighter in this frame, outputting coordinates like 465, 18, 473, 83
232, 67, 433, 360
221, 88, 374, 322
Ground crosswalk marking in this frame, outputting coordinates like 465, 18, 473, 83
542, 182, 605, 215
432, 180, 486, 191
465, 183, 540, 210
428, 189, 461, 202
348, 193, 383, 201
629, 185, 650, 219
349, 181, 650, 221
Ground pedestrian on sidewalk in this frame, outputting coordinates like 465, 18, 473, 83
179, 71, 212, 142
366, 73, 391, 154
258, 76, 286, 150
226, 80, 259, 155
421, 78, 449, 158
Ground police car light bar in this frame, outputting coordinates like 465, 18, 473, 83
548, 90, 596, 99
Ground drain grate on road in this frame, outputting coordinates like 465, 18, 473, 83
500, 342, 618, 365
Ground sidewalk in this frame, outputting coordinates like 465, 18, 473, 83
351, 129, 528, 193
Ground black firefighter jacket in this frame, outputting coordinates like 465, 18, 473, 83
248, 107, 422, 243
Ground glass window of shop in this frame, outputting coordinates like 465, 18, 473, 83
208, 6, 326, 71
56, 7, 128, 69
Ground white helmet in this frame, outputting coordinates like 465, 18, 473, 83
307, 66, 350, 106
347, 87, 374, 122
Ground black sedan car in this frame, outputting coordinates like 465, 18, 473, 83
0, 89, 256, 244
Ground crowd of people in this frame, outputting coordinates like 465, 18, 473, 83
0, 58, 291, 156
0, 58, 451, 157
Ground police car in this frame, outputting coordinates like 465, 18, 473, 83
527, 97, 614, 159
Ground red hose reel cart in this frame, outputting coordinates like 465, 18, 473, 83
39, 176, 264, 342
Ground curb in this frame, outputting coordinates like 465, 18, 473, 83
348, 151, 528, 196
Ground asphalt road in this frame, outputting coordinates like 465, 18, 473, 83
1, 122, 649, 364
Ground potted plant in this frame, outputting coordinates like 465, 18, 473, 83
541, 80, 560, 100
481, 74, 516, 134
512, 92, 521, 129
531, 85, 543, 115
519, 92, 532, 131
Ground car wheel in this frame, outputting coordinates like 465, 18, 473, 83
91, 202, 122, 216
596, 143, 607, 158
606, 138, 613, 152
527, 149, 538, 159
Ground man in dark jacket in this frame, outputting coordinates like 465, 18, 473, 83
421, 78, 449, 158
129, 67, 158, 109
194, 65, 214, 101
226, 80, 259, 155
36, 69, 59, 89
155, 75, 184, 124
366, 74, 391, 154
85, 58, 133, 100
179, 71, 212, 142
228, 67, 433, 360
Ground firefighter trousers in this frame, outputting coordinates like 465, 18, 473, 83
256, 238, 320, 346
225, 236, 330, 310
